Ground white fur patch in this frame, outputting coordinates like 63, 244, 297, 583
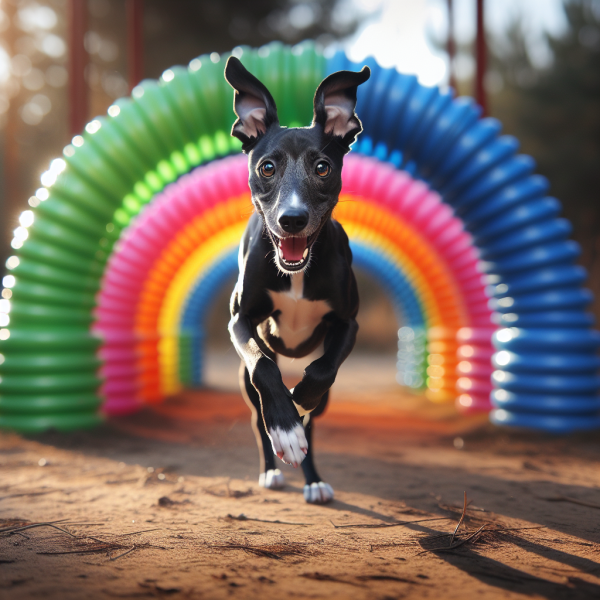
268, 272, 331, 351
303, 481, 334, 504
289, 191, 301, 209
268, 424, 307, 467
259, 469, 285, 489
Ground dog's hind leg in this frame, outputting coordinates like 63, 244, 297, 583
239, 360, 285, 490
301, 391, 334, 504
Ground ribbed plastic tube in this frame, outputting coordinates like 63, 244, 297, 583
324, 51, 600, 433
455, 326, 497, 413
95, 154, 483, 414
0, 42, 597, 433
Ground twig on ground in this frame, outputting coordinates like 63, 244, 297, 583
109, 546, 137, 561
419, 524, 488, 554
86, 536, 115, 544
429, 524, 545, 544
330, 517, 450, 529
420, 523, 546, 555
301, 572, 362, 586
211, 544, 282, 559
0, 521, 77, 538
37, 546, 121, 556
495, 526, 545, 532
0, 519, 68, 533
225, 514, 308, 526
87, 531, 161, 544
211, 541, 308, 560
536, 495, 600, 510
442, 524, 488, 550
204, 484, 253, 499
2, 517, 165, 560
450, 491, 468, 546
57, 522, 104, 527
105, 478, 140, 485
357, 574, 420, 584
116, 528, 162, 538
201, 478, 251, 499
0, 490, 58, 500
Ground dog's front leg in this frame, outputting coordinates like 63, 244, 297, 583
229, 313, 308, 467
292, 317, 359, 415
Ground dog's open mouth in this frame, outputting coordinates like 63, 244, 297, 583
276, 235, 311, 271
279, 236, 308, 262
268, 216, 329, 273
270, 231, 319, 272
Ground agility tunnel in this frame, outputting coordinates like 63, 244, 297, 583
94, 153, 488, 415
0, 42, 598, 434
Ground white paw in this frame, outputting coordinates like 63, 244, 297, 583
268, 424, 308, 467
304, 482, 334, 504
258, 469, 285, 489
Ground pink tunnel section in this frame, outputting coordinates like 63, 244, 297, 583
94, 157, 251, 415
341, 155, 491, 326
94, 154, 493, 416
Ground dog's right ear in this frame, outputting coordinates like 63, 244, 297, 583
224, 56, 279, 152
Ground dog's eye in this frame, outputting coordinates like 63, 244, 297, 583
260, 162, 275, 178
315, 162, 331, 178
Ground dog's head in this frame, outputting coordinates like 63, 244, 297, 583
225, 56, 370, 274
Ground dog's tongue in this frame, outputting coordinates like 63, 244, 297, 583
280, 237, 307, 262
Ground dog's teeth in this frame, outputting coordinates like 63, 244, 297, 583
278, 247, 283, 259
303, 248, 308, 259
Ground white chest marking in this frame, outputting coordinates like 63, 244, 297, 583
268, 272, 331, 350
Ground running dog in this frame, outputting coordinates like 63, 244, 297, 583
225, 56, 370, 503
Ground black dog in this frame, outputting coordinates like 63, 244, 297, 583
224, 57, 370, 503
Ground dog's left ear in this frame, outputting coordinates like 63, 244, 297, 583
224, 56, 279, 152
312, 66, 370, 151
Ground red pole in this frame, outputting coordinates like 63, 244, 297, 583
474, 0, 488, 115
127, 0, 144, 92
68, 0, 88, 137
3, 1, 19, 259
447, 0, 456, 91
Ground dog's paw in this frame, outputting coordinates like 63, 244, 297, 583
258, 469, 285, 489
303, 481, 334, 504
268, 424, 308, 467
292, 365, 335, 410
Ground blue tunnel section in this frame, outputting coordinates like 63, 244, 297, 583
180, 250, 238, 386
324, 52, 600, 433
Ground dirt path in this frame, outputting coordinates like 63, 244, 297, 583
1, 385, 599, 600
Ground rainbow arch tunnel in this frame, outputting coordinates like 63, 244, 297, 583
0, 43, 598, 434
95, 153, 486, 415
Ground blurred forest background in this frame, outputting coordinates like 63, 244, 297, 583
486, 0, 600, 321
0, 0, 598, 351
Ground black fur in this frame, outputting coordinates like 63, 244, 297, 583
225, 57, 369, 497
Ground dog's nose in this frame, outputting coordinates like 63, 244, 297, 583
278, 210, 308, 234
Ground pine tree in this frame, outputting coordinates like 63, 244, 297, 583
490, 0, 600, 315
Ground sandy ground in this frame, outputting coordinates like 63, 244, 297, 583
1, 352, 600, 600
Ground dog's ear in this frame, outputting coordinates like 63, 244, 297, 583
224, 56, 279, 152
312, 66, 370, 151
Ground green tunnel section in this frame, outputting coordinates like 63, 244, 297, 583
0, 42, 326, 432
